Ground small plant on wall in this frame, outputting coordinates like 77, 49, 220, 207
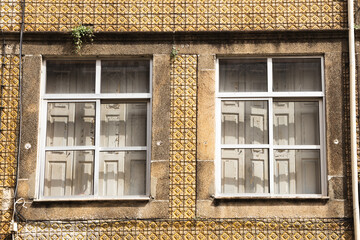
170, 46, 179, 59
71, 25, 94, 54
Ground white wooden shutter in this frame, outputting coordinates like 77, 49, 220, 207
245, 149, 268, 193
72, 151, 94, 195
245, 101, 267, 144
296, 150, 320, 194
47, 103, 75, 146
100, 103, 147, 196
221, 101, 268, 194
45, 103, 95, 197
99, 152, 125, 196
221, 101, 244, 144
44, 151, 72, 197
274, 150, 296, 194
221, 149, 245, 194
273, 102, 296, 194
101, 103, 125, 147
221, 101, 244, 193
126, 103, 147, 146
127, 152, 146, 195
45, 103, 76, 196
273, 102, 319, 194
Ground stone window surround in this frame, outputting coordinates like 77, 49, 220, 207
37, 59, 152, 200
214, 57, 326, 198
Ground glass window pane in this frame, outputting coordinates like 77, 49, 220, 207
46, 60, 95, 93
221, 149, 268, 194
44, 151, 94, 197
221, 100, 268, 144
101, 102, 147, 147
219, 59, 267, 92
273, 58, 322, 91
101, 60, 150, 93
273, 101, 319, 145
99, 151, 146, 196
274, 150, 320, 194
46, 102, 95, 147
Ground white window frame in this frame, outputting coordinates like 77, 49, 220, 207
215, 56, 327, 198
36, 58, 152, 201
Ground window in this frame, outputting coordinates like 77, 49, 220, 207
38, 59, 151, 200
216, 57, 325, 197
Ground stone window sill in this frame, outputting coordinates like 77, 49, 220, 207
213, 195, 330, 200
33, 196, 151, 202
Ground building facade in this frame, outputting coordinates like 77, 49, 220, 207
0, 0, 356, 239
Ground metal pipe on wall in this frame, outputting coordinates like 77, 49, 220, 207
348, 0, 360, 238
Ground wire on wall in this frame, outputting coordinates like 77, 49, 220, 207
13, 0, 25, 224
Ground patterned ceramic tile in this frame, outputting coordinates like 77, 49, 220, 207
0, 0, 347, 32
0, 53, 20, 239
170, 54, 197, 220
0, 2, 355, 238
13, 219, 353, 239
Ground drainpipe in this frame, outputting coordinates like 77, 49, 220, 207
348, 0, 360, 238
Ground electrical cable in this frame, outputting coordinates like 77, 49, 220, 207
13, 0, 25, 223
1, 29, 5, 121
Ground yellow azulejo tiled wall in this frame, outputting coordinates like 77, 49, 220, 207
0, 52, 355, 239
1, 0, 347, 32
170, 55, 197, 219
0, 54, 20, 238
14, 218, 353, 239
0, 51, 355, 239
0, 55, 19, 189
